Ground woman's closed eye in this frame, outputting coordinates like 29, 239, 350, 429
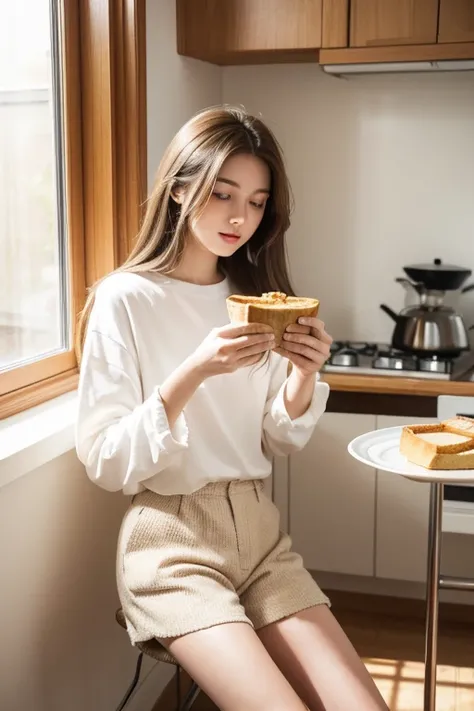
213, 192, 265, 209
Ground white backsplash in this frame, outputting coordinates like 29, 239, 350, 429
222, 65, 474, 345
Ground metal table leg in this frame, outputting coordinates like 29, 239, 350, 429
423, 479, 474, 711
423, 481, 443, 711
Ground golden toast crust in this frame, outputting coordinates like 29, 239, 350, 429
400, 416, 474, 470
226, 292, 320, 346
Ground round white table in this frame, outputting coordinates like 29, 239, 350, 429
348, 426, 474, 711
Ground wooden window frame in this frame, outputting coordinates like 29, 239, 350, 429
0, 0, 147, 419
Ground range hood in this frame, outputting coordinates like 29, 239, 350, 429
322, 59, 474, 75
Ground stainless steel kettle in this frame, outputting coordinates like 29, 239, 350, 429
380, 299, 470, 356
380, 263, 474, 355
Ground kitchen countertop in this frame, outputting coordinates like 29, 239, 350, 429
321, 372, 474, 397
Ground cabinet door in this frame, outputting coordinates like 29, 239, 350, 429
322, 0, 350, 48
438, 0, 474, 43
233, 0, 322, 51
289, 413, 377, 577
177, 0, 323, 56
350, 0, 439, 47
375, 415, 436, 583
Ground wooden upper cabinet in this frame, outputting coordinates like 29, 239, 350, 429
349, 0, 439, 47
438, 0, 474, 43
322, 0, 349, 48
177, 0, 474, 66
176, 0, 323, 64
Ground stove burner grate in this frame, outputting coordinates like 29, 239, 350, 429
328, 342, 456, 374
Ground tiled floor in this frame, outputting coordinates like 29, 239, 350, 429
182, 608, 474, 710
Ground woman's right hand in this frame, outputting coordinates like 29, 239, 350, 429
189, 323, 275, 378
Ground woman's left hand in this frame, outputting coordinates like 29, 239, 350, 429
274, 317, 333, 378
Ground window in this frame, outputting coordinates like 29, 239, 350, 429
0, 0, 83, 415
0, 0, 147, 419
0, 1, 75, 375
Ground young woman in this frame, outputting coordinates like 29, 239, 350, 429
76, 105, 388, 711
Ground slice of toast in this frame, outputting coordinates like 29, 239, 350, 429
400, 416, 474, 470
226, 292, 319, 346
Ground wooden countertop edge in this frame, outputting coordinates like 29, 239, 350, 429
321, 373, 474, 397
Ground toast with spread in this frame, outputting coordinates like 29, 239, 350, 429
400, 416, 474, 470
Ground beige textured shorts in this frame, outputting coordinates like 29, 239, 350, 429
117, 479, 329, 651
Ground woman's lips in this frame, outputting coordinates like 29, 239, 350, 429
219, 232, 241, 244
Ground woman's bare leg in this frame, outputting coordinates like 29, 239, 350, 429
258, 605, 390, 711
164, 621, 307, 711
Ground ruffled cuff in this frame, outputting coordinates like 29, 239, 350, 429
270, 373, 330, 430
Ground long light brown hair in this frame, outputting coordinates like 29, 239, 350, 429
76, 105, 295, 358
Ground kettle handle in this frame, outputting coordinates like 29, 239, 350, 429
380, 304, 400, 323
395, 277, 424, 294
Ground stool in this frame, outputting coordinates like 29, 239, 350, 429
115, 608, 201, 711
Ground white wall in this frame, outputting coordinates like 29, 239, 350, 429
222, 65, 474, 344
0, 452, 137, 711
0, 3, 222, 710
146, 0, 221, 188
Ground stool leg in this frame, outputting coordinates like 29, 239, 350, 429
115, 652, 144, 711
176, 666, 181, 710
180, 681, 200, 711
423, 481, 443, 711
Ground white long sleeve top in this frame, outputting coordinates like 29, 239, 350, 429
75, 271, 330, 495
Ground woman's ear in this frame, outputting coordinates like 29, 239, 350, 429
170, 185, 185, 205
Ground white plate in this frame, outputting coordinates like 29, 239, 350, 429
348, 426, 474, 484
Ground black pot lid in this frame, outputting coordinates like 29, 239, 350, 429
404, 258, 471, 275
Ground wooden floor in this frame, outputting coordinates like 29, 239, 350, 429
166, 598, 474, 711
336, 606, 474, 711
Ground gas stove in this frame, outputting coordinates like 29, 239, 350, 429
323, 341, 474, 381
